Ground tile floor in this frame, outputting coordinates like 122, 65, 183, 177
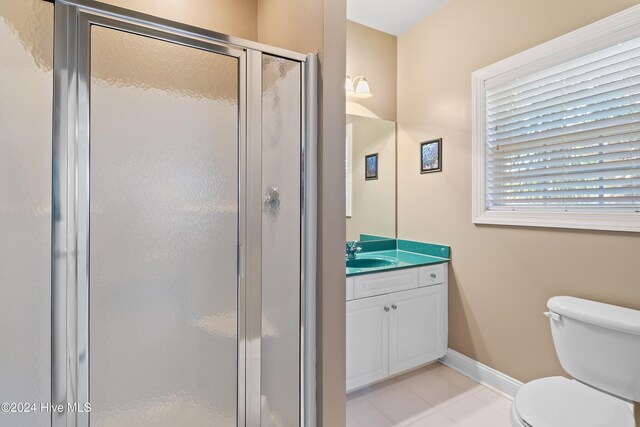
347, 362, 512, 427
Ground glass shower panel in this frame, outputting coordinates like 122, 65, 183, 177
89, 26, 239, 427
261, 54, 302, 427
0, 1, 53, 426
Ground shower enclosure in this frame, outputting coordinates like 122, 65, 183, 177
0, 0, 317, 426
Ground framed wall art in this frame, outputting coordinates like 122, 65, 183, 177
365, 153, 378, 180
421, 138, 442, 174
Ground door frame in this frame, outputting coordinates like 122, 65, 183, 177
51, 2, 317, 426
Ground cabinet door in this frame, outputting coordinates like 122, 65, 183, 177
388, 285, 447, 375
346, 294, 389, 391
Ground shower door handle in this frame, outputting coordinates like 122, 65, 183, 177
264, 186, 280, 215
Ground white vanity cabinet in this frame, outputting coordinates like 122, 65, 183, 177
346, 263, 448, 392
346, 293, 389, 388
388, 285, 446, 375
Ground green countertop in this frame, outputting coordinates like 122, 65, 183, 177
346, 249, 449, 277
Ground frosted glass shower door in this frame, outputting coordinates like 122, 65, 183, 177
261, 54, 302, 427
88, 25, 241, 427
0, 1, 52, 426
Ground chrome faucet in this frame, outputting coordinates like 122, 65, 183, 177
346, 240, 362, 260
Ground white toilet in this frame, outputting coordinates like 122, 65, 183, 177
511, 296, 640, 427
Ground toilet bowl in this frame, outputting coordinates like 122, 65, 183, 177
510, 296, 640, 427
510, 404, 528, 427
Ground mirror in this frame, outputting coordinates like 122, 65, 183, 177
345, 114, 396, 241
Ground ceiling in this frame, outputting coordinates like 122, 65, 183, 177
347, 0, 450, 36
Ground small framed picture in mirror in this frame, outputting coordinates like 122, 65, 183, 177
365, 153, 378, 180
421, 138, 442, 174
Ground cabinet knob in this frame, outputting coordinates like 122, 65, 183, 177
384, 306, 390, 312
430, 273, 437, 279
391, 304, 398, 310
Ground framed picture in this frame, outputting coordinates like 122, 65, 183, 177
420, 138, 442, 174
365, 153, 378, 180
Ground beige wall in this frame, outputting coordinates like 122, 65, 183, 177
314, 1, 347, 424
397, 0, 640, 383
101, 0, 258, 39
257, 0, 323, 55
346, 115, 396, 241
346, 21, 397, 121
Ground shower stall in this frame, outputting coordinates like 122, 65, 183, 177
0, 0, 317, 426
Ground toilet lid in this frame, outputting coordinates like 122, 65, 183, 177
515, 377, 634, 427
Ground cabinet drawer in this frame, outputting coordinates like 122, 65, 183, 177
419, 264, 445, 287
354, 268, 419, 299
346, 277, 354, 301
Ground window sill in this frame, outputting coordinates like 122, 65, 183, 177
473, 210, 640, 233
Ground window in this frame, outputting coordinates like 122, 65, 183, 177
472, 5, 640, 232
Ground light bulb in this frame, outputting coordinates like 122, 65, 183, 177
345, 75, 355, 92
355, 77, 371, 97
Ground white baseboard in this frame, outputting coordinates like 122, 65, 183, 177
440, 348, 523, 400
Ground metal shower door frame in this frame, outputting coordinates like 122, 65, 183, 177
51, 1, 318, 426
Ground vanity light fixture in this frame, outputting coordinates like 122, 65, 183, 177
345, 74, 355, 93
345, 75, 373, 99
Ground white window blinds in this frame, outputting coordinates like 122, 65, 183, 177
485, 36, 640, 212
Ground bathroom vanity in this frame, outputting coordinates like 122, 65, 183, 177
343, 115, 449, 392
345, 240, 449, 391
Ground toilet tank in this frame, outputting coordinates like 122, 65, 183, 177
547, 296, 640, 402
